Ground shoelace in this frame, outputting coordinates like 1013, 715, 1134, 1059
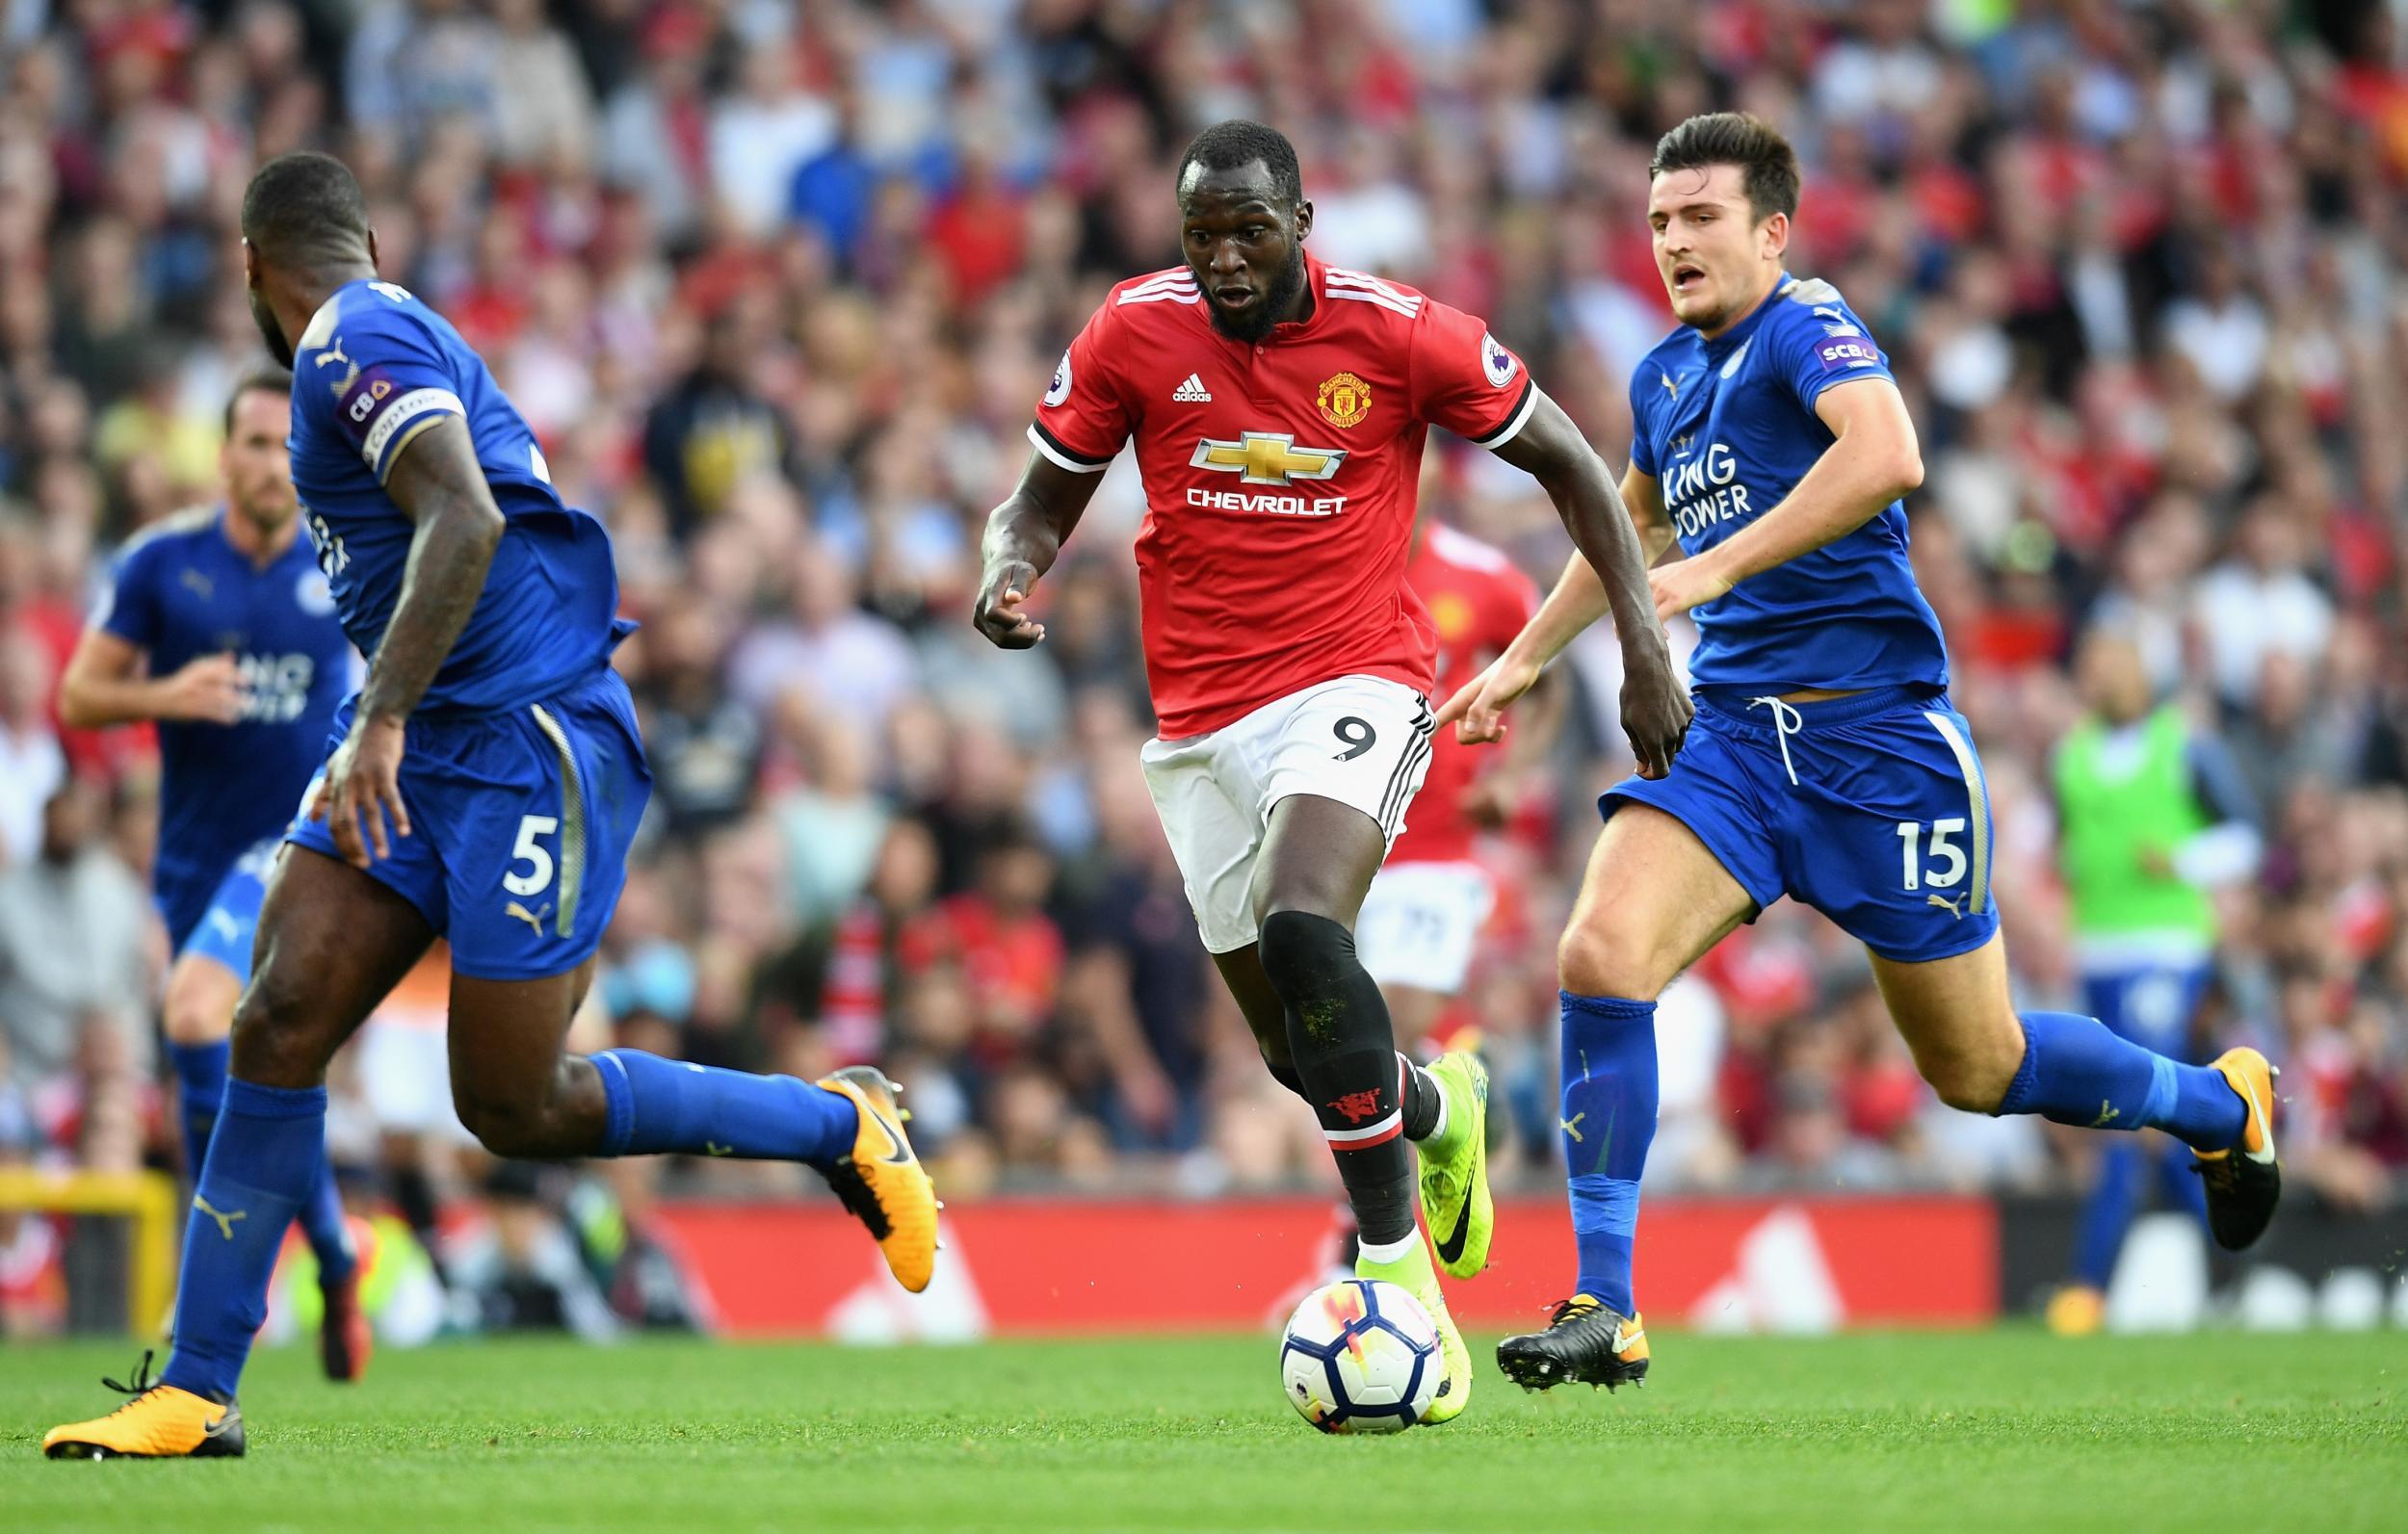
98, 1348, 161, 1412
1746, 695, 1806, 786
1545, 1296, 1604, 1330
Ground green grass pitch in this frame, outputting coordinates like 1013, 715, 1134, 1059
5, 1330, 2402, 1532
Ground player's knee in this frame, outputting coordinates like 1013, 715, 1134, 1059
1255, 908, 1356, 1000
227, 971, 331, 1081
1557, 921, 1666, 1001
162, 965, 236, 1047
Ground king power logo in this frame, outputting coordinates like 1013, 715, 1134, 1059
1188, 431, 1348, 517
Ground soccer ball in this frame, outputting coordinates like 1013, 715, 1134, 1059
1278, 1278, 1441, 1434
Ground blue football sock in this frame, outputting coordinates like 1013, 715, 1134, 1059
2073, 1138, 2143, 1289
162, 1079, 327, 1401
1997, 1012, 2245, 1153
592, 1050, 855, 1166
1560, 992, 1658, 1315
166, 1038, 230, 1183
297, 1154, 355, 1284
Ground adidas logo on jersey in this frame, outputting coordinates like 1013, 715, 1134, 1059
1172, 374, 1214, 403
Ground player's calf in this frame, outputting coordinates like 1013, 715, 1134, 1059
452, 1065, 614, 1159
162, 957, 239, 1182
1259, 909, 1421, 1246
1900, 1020, 2026, 1114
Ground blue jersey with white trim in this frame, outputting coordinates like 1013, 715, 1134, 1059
288, 279, 625, 715
96, 506, 352, 947
1629, 273, 1948, 694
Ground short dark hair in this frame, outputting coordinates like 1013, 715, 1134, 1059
223, 362, 294, 435
240, 151, 370, 268
1175, 119, 1303, 208
1649, 113, 1801, 222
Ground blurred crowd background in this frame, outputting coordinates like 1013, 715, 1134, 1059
5, 0, 2408, 1331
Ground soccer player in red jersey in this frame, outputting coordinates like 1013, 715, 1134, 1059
976, 120, 1688, 1421
1355, 513, 1557, 1048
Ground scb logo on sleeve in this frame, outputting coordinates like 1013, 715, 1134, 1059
1816, 337, 1880, 372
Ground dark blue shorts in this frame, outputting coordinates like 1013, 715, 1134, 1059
1603, 686, 1999, 964
178, 837, 279, 983
288, 668, 652, 981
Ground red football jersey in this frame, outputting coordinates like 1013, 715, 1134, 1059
1030, 254, 1535, 739
1388, 524, 1541, 866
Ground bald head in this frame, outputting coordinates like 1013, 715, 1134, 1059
241, 152, 376, 365
241, 151, 370, 271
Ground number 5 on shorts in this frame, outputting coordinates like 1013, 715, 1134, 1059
506, 814, 559, 897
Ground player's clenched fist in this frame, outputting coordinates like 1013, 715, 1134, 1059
310, 712, 411, 867
164, 652, 248, 725
1618, 645, 1692, 782
973, 559, 1046, 648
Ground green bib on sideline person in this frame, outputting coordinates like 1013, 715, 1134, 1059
2055, 706, 2213, 940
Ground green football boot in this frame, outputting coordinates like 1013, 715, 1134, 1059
1357, 1234, 1472, 1424
1417, 1051, 1493, 1279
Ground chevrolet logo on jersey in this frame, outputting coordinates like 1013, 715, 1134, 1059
1191, 432, 1347, 485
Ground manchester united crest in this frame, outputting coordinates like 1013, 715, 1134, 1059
1317, 372, 1373, 429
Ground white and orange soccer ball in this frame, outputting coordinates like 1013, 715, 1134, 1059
1277, 1278, 1441, 1434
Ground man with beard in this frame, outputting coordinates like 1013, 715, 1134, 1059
45, 152, 937, 1461
975, 119, 1690, 1421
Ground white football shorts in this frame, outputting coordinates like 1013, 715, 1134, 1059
1139, 674, 1434, 954
1354, 859, 1496, 995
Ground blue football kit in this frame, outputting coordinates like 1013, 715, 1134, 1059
96, 507, 350, 957
281, 278, 649, 980
1538, 274, 2253, 1331
141, 274, 890, 1423
1607, 273, 1991, 965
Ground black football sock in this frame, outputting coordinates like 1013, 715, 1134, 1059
1399, 1054, 1442, 1141
1257, 910, 1418, 1247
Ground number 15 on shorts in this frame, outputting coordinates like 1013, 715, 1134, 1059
1896, 818, 1968, 891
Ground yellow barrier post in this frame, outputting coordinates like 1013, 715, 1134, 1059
0, 1167, 180, 1336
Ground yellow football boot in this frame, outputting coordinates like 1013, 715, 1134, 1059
2191, 1047, 2281, 1251
42, 1352, 244, 1460
816, 1066, 940, 1292
1357, 1235, 1472, 1424
2045, 1285, 2107, 1338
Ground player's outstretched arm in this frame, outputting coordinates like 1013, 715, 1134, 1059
58, 631, 246, 728
311, 416, 503, 868
973, 453, 1106, 649
1649, 376, 1923, 622
1484, 388, 1690, 778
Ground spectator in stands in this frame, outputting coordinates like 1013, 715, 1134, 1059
0, 779, 152, 1105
